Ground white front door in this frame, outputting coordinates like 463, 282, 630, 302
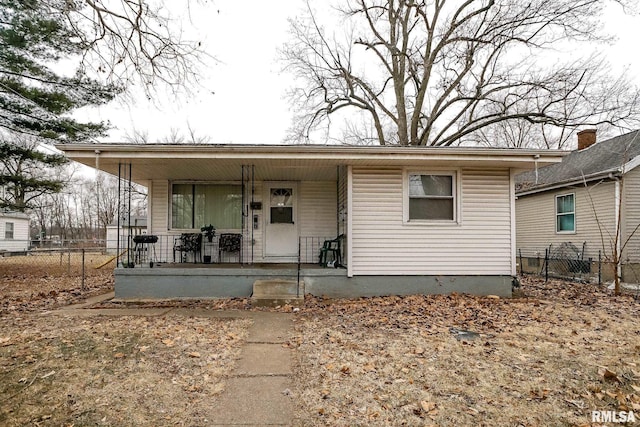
265, 183, 298, 257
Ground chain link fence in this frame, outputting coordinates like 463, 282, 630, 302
1, 241, 114, 290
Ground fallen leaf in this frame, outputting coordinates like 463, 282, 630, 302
187, 352, 201, 358
598, 367, 621, 383
162, 339, 174, 347
114, 352, 125, 358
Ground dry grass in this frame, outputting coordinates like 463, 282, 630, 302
0, 251, 115, 313
0, 314, 251, 426
290, 278, 640, 426
2, 257, 640, 426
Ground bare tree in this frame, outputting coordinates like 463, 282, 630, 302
60, 0, 209, 94
281, 0, 640, 146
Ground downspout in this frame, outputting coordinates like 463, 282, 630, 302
347, 165, 353, 278
510, 168, 517, 277
613, 175, 622, 281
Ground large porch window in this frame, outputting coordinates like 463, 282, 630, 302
171, 183, 242, 229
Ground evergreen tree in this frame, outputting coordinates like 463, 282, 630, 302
0, 0, 116, 142
0, 137, 68, 212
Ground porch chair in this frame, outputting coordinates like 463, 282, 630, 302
173, 233, 203, 263
218, 233, 242, 263
319, 234, 345, 268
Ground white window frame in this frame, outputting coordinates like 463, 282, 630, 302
403, 169, 461, 225
169, 181, 242, 231
555, 193, 576, 234
5, 222, 14, 239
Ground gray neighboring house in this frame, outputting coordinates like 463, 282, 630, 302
0, 211, 30, 252
516, 129, 640, 281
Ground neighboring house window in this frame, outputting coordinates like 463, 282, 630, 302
556, 193, 575, 233
171, 184, 242, 229
407, 172, 456, 221
5, 222, 14, 239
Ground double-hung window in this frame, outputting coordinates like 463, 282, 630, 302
5, 222, 14, 239
171, 183, 242, 229
407, 172, 457, 222
556, 193, 575, 233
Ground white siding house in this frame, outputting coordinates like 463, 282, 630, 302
58, 143, 563, 299
0, 211, 30, 252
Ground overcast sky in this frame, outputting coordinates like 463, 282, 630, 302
75, 1, 640, 145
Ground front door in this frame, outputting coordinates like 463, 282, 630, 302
265, 183, 298, 258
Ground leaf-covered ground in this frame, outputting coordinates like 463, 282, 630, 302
290, 278, 640, 426
1, 266, 639, 426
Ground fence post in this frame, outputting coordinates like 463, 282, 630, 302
67, 248, 71, 275
82, 248, 86, 291
519, 249, 523, 275
598, 250, 602, 285
545, 248, 549, 282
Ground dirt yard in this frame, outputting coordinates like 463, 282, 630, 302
1, 261, 639, 426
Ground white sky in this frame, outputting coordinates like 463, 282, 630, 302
76, 1, 640, 145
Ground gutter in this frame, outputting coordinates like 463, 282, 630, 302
516, 168, 622, 197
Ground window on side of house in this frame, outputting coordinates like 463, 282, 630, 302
556, 193, 575, 233
171, 183, 242, 229
407, 172, 456, 222
5, 222, 14, 239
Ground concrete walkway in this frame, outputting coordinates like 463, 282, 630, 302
55, 294, 296, 426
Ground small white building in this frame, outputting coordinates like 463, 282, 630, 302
0, 211, 30, 252
106, 217, 148, 254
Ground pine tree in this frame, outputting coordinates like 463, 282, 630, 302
0, 0, 116, 142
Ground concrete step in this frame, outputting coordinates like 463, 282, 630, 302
251, 279, 304, 307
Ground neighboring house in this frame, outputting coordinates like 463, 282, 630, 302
106, 217, 148, 254
58, 143, 562, 299
516, 129, 640, 282
0, 211, 30, 252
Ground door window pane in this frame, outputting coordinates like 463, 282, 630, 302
270, 188, 293, 224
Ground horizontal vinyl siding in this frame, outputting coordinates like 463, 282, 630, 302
298, 181, 337, 237
623, 168, 640, 263
150, 180, 169, 234
516, 182, 616, 259
0, 218, 29, 251
351, 168, 512, 275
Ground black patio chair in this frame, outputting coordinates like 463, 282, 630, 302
218, 233, 242, 263
173, 233, 203, 263
319, 234, 345, 267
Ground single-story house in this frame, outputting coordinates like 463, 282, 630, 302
106, 216, 148, 254
515, 129, 640, 282
57, 143, 563, 299
0, 211, 30, 253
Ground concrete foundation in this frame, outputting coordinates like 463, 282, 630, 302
114, 265, 513, 299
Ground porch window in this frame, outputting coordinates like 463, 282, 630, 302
5, 222, 14, 239
556, 193, 575, 233
171, 184, 242, 229
407, 173, 456, 221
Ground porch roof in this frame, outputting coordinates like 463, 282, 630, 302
56, 143, 565, 183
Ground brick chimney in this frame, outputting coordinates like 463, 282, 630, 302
577, 129, 597, 150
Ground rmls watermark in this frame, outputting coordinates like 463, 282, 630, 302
592, 410, 636, 423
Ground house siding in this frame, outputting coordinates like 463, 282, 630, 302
350, 167, 512, 276
516, 182, 616, 259
0, 216, 29, 251
148, 179, 337, 263
623, 167, 640, 264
